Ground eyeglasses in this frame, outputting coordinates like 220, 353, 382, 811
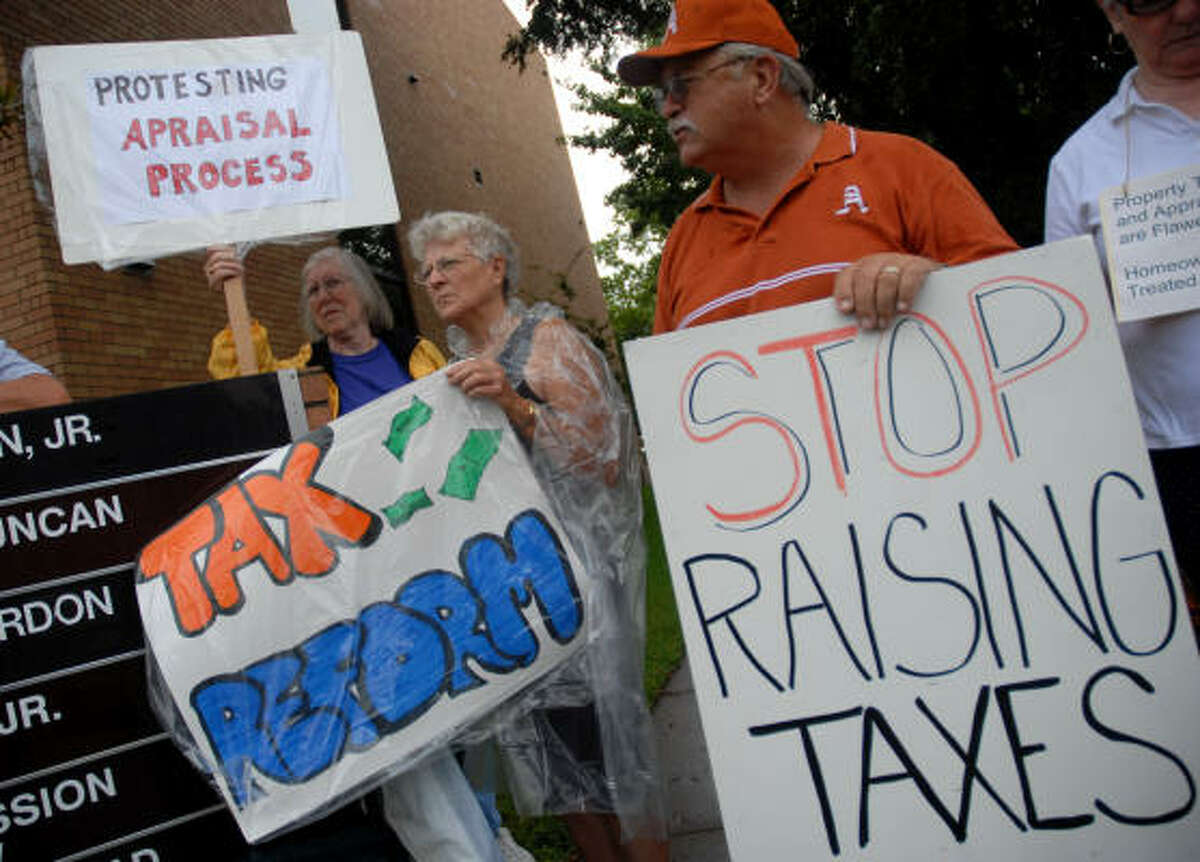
415, 255, 476, 287
1117, 0, 1177, 15
652, 57, 747, 110
305, 276, 348, 298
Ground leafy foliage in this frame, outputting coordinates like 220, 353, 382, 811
503, 0, 671, 70
509, 0, 1129, 251
569, 72, 708, 239
565, 66, 705, 339
595, 229, 661, 342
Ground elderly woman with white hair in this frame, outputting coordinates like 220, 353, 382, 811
205, 244, 446, 415
408, 211, 667, 861
204, 246, 535, 861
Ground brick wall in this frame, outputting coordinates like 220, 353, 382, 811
0, 1, 312, 399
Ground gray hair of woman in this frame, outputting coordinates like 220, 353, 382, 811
297, 246, 395, 340
407, 211, 522, 297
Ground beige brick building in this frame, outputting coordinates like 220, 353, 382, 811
0, 0, 609, 400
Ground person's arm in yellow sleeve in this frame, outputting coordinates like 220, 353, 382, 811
204, 246, 314, 379
207, 321, 316, 379
409, 337, 447, 379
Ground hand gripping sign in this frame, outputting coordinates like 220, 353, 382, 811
24, 31, 397, 266
135, 373, 588, 843
624, 238, 1200, 861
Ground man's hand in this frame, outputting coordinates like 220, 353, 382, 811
833, 253, 941, 330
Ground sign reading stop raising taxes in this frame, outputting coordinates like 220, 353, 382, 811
625, 237, 1200, 860
135, 373, 588, 843
26, 31, 397, 265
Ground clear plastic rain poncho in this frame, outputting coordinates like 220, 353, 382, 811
449, 299, 667, 842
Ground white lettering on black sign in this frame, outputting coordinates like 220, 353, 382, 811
0, 768, 117, 834
0, 495, 124, 549
0, 585, 116, 641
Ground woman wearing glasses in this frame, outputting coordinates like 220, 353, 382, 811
205, 247, 543, 860
204, 245, 446, 416
408, 211, 667, 861
1045, 0, 1200, 606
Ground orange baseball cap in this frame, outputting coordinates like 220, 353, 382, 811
617, 0, 800, 86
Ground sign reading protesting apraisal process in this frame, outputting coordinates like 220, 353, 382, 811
625, 237, 1199, 860
1100, 164, 1200, 322
136, 373, 588, 843
25, 32, 396, 264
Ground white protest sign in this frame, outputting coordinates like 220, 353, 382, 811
88, 58, 342, 226
1100, 164, 1200, 321
27, 32, 397, 265
625, 237, 1199, 860
135, 373, 589, 843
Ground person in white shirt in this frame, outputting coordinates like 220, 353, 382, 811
1045, 0, 1200, 603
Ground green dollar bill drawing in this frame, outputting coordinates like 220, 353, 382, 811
382, 487, 434, 527
440, 429, 503, 501
383, 397, 433, 463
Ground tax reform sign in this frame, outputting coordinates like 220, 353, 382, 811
136, 373, 589, 843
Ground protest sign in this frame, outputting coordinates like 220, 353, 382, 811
0, 373, 308, 861
26, 31, 396, 265
624, 237, 1200, 860
1100, 164, 1200, 321
135, 372, 589, 843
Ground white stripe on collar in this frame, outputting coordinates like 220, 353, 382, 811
676, 261, 851, 330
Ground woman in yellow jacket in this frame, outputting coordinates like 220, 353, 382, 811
205, 244, 445, 416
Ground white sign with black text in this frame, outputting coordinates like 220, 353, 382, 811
625, 237, 1199, 860
1100, 164, 1200, 322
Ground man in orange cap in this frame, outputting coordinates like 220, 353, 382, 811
618, 0, 1019, 334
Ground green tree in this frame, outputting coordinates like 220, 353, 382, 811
594, 225, 661, 342
509, 0, 1128, 256
563, 69, 706, 339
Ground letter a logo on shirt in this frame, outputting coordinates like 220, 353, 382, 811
835, 184, 870, 216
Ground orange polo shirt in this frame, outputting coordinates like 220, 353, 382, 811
653, 123, 1017, 333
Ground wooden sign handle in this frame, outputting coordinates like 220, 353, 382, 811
222, 274, 259, 376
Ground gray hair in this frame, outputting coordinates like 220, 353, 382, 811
298, 246, 394, 340
406, 211, 521, 297
720, 42, 815, 106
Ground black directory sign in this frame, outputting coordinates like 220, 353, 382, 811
0, 372, 308, 861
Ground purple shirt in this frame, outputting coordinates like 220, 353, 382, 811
330, 340, 412, 413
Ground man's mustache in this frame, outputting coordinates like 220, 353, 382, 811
668, 118, 697, 137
